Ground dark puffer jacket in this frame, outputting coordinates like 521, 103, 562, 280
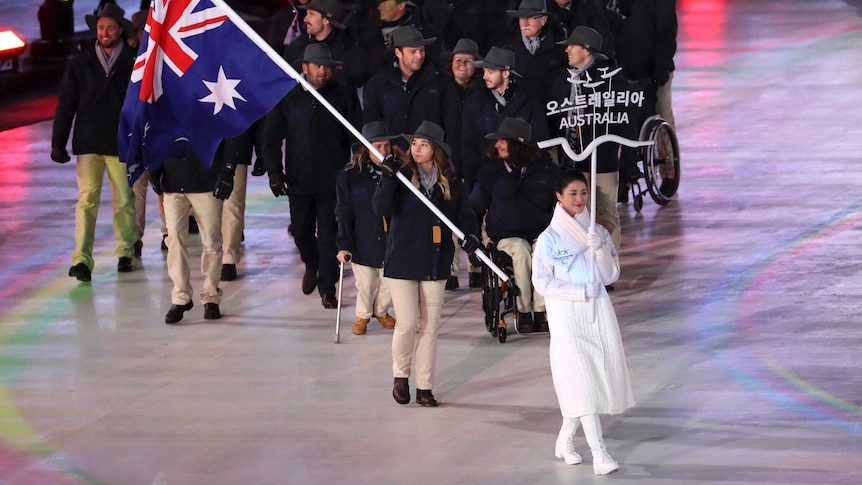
262, 80, 361, 194
470, 159, 559, 242
52, 43, 135, 155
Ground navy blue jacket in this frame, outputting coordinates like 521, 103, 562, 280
373, 167, 476, 281
461, 80, 550, 189
470, 159, 558, 242
362, 63, 462, 167
335, 164, 388, 268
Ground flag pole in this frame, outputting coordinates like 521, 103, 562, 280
215, 0, 509, 281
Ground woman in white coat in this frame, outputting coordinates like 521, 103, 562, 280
532, 169, 634, 475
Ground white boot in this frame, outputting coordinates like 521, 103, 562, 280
554, 418, 582, 464
580, 414, 619, 475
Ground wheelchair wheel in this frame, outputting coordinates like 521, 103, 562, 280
481, 262, 501, 335
639, 115, 680, 206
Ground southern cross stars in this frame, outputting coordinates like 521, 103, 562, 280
199, 66, 247, 115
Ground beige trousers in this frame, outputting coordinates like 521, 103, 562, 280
131, 171, 168, 242
496, 237, 544, 313
74, 153, 136, 268
221, 166, 248, 265
163, 192, 224, 305
656, 71, 675, 129
387, 278, 446, 390
352, 262, 392, 319
584, 171, 621, 251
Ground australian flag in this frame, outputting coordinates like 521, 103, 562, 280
119, 0, 297, 185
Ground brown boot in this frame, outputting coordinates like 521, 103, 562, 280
352, 317, 370, 335
375, 314, 396, 329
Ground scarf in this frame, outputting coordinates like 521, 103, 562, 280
95, 42, 122, 75
549, 202, 590, 257
418, 165, 438, 194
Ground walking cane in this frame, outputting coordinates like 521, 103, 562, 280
335, 254, 350, 344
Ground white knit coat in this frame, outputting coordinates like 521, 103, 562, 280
532, 209, 635, 419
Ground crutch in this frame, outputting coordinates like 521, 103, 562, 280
335, 254, 350, 343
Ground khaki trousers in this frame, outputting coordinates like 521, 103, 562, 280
352, 262, 392, 319
387, 278, 446, 390
656, 71, 675, 129
74, 153, 136, 268
221, 166, 248, 265
584, 171, 620, 251
496, 237, 544, 313
131, 171, 168, 242
163, 192, 224, 305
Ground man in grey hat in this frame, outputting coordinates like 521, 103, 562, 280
51, 3, 137, 282
363, 25, 462, 171
462, 46, 549, 192
550, 26, 634, 262
500, 0, 568, 103
282, 0, 371, 90
262, 43, 362, 309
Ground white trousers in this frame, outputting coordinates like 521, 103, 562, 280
352, 262, 392, 319
496, 237, 544, 313
221, 165, 248, 265
163, 192, 224, 305
387, 278, 446, 390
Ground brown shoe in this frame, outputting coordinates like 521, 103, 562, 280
375, 314, 396, 329
302, 269, 318, 295
352, 317, 370, 335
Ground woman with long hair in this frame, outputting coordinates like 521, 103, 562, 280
335, 122, 399, 335
373, 121, 480, 407
532, 169, 634, 475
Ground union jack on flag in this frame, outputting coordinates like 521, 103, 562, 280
119, 0, 297, 184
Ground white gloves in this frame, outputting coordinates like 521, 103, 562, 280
586, 229, 602, 252
585, 281, 602, 299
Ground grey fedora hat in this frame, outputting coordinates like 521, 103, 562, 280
449, 38, 480, 58
390, 25, 437, 48
85, 3, 135, 37
298, 0, 346, 29
506, 0, 557, 21
403, 121, 451, 157
303, 43, 344, 66
362, 121, 400, 142
485, 117, 532, 145
556, 25, 609, 61
473, 47, 521, 77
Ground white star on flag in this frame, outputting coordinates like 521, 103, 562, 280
199, 66, 247, 115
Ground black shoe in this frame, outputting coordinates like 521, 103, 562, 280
165, 302, 193, 324
468, 272, 483, 289
605, 284, 615, 292
416, 389, 438, 407
393, 377, 410, 405
161, 234, 168, 251
68, 263, 92, 282
188, 216, 199, 234
221, 264, 237, 281
117, 257, 135, 273
134, 240, 143, 258
516, 312, 535, 333
302, 269, 318, 295
533, 311, 549, 333
321, 291, 338, 309
203, 303, 221, 320
251, 158, 266, 176
445, 275, 459, 290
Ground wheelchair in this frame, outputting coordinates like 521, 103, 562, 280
479, 243, 534, 344
627, 114, 681, 212
620, 81, 682, 212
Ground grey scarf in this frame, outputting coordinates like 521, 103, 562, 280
95, 41, 122, 75
418, 165, 438, 194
